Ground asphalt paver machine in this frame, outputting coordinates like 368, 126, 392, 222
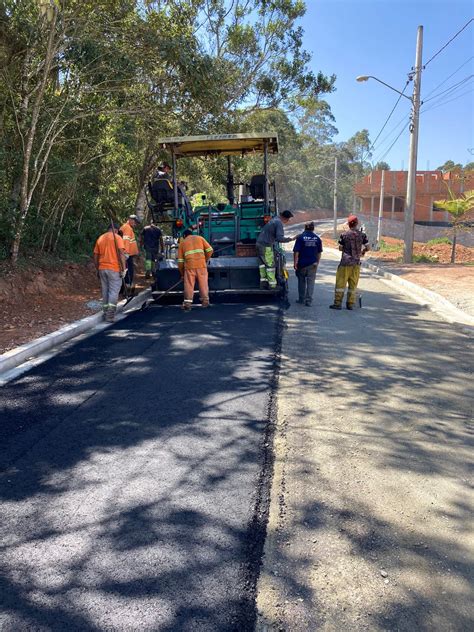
147, 133, 288, 300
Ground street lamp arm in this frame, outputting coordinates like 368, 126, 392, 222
315, 174, 334, 184
356, 75, 412, 101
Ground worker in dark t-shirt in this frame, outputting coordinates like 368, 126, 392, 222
293, 222, 323, 306
141, 220, 164, 279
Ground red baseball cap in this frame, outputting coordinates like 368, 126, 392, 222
347, 215, 358, 226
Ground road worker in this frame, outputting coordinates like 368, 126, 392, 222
93, 223, 126, 323
178, 229, 213, 310
256, 210, 296, 289
330, 214, 370, 310
140, 219, 164, 279
293, 221, 323, 306
120, 214, 140, 289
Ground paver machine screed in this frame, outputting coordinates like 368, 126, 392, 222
146, 133, 288, 300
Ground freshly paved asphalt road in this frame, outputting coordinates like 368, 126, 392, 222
0, 301, 281, 631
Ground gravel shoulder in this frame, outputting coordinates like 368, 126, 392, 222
257, 256, 473, 631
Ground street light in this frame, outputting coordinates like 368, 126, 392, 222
356, 76, 412, 101
356, 25, 423, 263
315, 157, 338, 238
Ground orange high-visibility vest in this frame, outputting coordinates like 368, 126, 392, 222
120, 222, 139, 256
178, 235, 213, 270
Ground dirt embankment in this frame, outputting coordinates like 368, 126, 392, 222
0, 262, 101, 354
321, 233, 474, 265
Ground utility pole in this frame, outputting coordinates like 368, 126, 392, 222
333, 156, 338, 238
403, 25, 423, 263
376, 169, 385, 248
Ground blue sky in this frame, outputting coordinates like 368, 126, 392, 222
302, 0, 473, 169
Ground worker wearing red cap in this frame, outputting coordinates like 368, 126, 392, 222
330, 215, 370, 310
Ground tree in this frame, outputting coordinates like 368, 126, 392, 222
436, 160, 463, 172
434, 189, 474, 263
375, 161, 390, 171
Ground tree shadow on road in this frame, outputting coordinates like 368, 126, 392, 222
0, 303, 281, 631
260, 263, 473, 630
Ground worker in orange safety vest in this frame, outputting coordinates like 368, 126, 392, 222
177, 229, 213, 310
120, 214, 140, 289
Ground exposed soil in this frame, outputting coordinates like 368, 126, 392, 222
0, 258, 149, 354
321, 232, 474, 265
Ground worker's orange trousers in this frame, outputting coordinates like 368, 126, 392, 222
183, 268, 209, 303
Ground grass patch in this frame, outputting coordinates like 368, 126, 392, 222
412, 254, 439, 264
426, 237, 452, 246
378, 239, 402, 253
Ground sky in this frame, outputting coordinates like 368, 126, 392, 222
302, 0, 474, 170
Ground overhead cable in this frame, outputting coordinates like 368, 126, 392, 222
423, 74, 474, 103
373, 122, 409, 165
361, 80, 410, 162
424, 18, 474, 68
421, 88, 474, 114
423, 55, 474, 99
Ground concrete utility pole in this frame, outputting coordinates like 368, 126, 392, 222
403, 25, 423, 263
376, 169, 385, 248
333, 156, 338, 238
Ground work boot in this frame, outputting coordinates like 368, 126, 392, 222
346, 304, 354, 310
296, 298, 304, 304
260, 279, 269, 290
305, 300, 312, 307
329, 304, 342, 310
105, 307, 116, 323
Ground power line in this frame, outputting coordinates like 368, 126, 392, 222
423, 74, 474, 103
365, 81, 410, 157
371, 112, 411, 155
424, 18, 474, 68
423, 55, 474, 99
373, 121, 410, 165
421, 87, 474, 114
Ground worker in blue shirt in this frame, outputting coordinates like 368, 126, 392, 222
293, 222, 323, 306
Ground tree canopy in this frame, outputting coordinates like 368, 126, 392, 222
0, 0, 387, 262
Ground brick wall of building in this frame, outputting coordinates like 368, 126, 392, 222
354, 170, 474, 223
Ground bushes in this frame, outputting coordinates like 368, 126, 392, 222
426, 237, 452, 246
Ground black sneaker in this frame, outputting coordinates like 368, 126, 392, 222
304, 301, 311, 307
296, 299, 304, 304
346, 305, 354, 310
329, 304, 342, 310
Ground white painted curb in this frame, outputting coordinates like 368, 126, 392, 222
324, 246, 474, 333
0, 288, 151, 376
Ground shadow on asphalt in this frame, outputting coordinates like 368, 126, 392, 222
262, 260, 473, 631
0, 301, 281, 631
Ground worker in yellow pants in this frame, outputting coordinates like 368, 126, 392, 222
333, 264, 361, 309
330, 215, 369, 310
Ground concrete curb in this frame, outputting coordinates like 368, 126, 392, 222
0, 288, 151, 376
325, 246, 474, 334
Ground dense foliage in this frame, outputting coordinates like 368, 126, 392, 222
1, 0, 376, 262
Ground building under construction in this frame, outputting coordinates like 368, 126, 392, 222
354, 170, 474, 225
